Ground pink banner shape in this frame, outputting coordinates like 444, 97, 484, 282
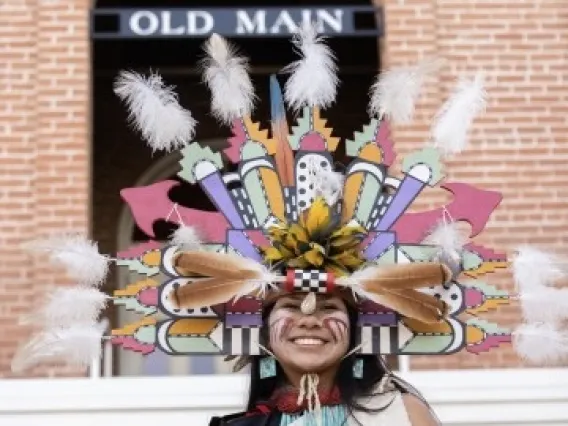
392, 182, 502, 244
224, 119, 248, 164
117, 240, 162, 260
111, 336, 155, 355
300, 132, 326, 151
120, 180, 230, 242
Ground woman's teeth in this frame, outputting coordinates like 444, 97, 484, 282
293, 338, 325, 346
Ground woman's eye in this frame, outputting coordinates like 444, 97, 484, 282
282, 303, 299, 310
323, 304, 338, 311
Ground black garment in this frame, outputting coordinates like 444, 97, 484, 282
208, 411, 282, 426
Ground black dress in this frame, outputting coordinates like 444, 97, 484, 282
208, 410, 282, 426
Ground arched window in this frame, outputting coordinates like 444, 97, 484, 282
91, 0, 382, 376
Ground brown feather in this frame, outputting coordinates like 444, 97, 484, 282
169, 277, 256, 309
367, 291, 444, 324
273, 119, 295, 186
357, 262, 451, 291
174, 251, 262, 279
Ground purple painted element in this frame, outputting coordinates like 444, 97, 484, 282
392, 183, 503, 244
201, 172, 245, 229
137, 287, 158, 306
464, 288, 484, 310
143, 351, 170, 375
226, 313, 263, 327
300, 132, 326, 151
467, 334, 512, 354
376, 119, 396, 166
120, 180, 229, 242
376, 175, 425, 232
363, 232, 396, 261
227, 230, 262, 261
358, 313, 398, 326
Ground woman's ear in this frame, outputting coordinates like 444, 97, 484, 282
402, 394, 440, 426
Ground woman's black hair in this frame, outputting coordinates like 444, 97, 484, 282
246, 302, 400, 415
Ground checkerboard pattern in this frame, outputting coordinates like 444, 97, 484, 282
285, 269, 334, 293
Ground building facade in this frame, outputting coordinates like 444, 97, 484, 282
1, 0, 568, 378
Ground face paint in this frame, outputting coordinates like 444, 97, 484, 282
323, 316, 349, 343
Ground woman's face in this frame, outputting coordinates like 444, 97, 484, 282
267, 293, 350, 375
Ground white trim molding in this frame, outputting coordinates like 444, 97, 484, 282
1, 369, 567, 426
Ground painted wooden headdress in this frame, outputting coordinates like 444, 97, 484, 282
12, 25, 568, 373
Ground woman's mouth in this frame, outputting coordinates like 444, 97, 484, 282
291, 337, 327, 346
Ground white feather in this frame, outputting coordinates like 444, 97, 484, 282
308, 160, 344, 206
513, 323, 568, 365
24, 235, 110, 287
431, 72, 488, 155
424, 218, 465, 255
11, 322, 106, 373
201, 33, 255, 124
21, 287, 109, 329
114, 70, 196, 152
512, 245, 567, 291
369, 58, 444, 124
519, 287, 568, 324
283, 23, 338, 111
169, 225, 203, 250
336, 266, 380, 301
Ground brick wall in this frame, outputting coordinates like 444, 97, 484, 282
2, 0, 567, 377
0, 0, 91, 377
379, 0, 568, 369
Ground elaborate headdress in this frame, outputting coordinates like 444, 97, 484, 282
12, 25, 568, 374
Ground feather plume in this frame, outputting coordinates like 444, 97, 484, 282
114, 70, 196, 152
518, 286, 568, 323
338, 262, 452, 291
201, 33, 255, 124
283, 23, 338, 111
512, 245, 567, 291
21, 287, 108, 329
423, 217, 465, 278
431, 72, 487, 155
169, 225, 203, 250
23, 235, 110, 287
174, 251, 269, 279
513, 323, 568, 365
170, 277, 264, 310
369, 58, 444, 124
308, 160, 344, 207
11, 322, 106, 373
270, 75, 295, 186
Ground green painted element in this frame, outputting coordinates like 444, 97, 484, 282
133, 325, 157, 344
346, 119, 378, 157
375, 246, 396, 265
260, 356, 277, 378
244, 171, 269, 225
117, 259, 159, 276
400, 335, 453, 354
355, 177, 381, 225
467, 318, 510, 334
398, 245, 438, 262
114, 297, 157, 316
241, 141, 267, 160
178, 142, 223, 184
402, 147, 444, 186
463, 280, 509, 297
288, 107, 312, 149
168, 336, 221, 353
462, 251, 483, 271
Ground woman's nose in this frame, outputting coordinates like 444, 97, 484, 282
295, 313, 323, 329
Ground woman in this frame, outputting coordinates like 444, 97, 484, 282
209, 292, 440, 426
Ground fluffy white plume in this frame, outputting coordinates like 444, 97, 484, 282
169, 225, 203, 250
424, 218, 466, 256
431, 72, 487, 155
369, 58, 444, 124
519, 286, 568, 324
201, 33, 255, 124
309, 161, 344, 206
24, 235, 110, 287
114, 70, 196, 152
513, 323, 568, 365
21, 287, 109, 329
512, 245, 567, 291
11, 322, 106, 373
283, 23, 338, 112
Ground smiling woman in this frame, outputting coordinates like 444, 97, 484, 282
209, 292, 441, 425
